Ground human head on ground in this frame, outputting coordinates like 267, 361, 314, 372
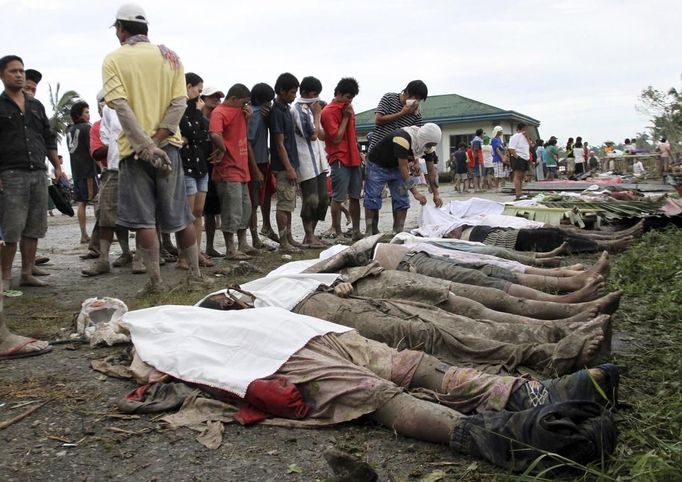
0, 55, 25, 92
400, 79, 428, 104
185, 72, 203, 100
492, 126, 504, 138
223, 83, 250, 108
113, 3, 149, 44
24, 68, 41, 96
274, 72, 299, 104
299, 76, 322, 99
333, 77, 359, 104
69, 100, 90, 124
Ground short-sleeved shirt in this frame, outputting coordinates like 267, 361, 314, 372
269, 100, 299, 171
368, 92, 423, 152
102, 42, 186, 159
508, 132, 530, 160
543, 145, 558, 166
208, 104, 250, 183
179, 98, 209, 178
247, 106, 269, 165
368, 129, 437, 170
67, 123, 96, 179
491, 137, 505, 163
454, 150, 468, 174
321, 100, 361, 168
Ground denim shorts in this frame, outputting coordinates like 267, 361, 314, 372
117, 145, 194, 233
184, 173, 209, 195
0, 169, 48, 242
363, 161, 410, 211
329, 161, 362, 202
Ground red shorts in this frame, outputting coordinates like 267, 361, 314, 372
249, 162, 276, 207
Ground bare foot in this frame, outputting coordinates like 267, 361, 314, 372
559, 276, 606, 303
601, 236, 633, 253
239, 245, 261, 256
226, 250, 252, 261
32, 266, 51, 276
592, 290, 622, 315
288, 237, 305, 249
557, 305, 600, 325
19, 274, 49, 287
584, 251, 610, 278
206, 248, 224, 258
175, 259, 190, 270
537, 241, 570, 258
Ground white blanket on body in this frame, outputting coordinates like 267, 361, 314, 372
123, 305, 351, 397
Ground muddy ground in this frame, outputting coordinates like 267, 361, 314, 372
0, 185, 624, 481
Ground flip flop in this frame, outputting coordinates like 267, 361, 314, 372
79, 251, 100, 260
2, 289, 23, 297
0, 339, 53, 361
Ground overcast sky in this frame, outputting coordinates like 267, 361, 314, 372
2, 0, 681, 169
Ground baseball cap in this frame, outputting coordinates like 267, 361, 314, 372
25, 69, 42, 84
113, 3, 149, 25
201, 86, 224, 98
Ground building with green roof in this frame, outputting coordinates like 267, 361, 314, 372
355, 93, 540, 170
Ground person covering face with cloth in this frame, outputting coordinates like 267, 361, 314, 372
364, 123, 443, 236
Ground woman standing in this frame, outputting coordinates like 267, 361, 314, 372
543, 137, 559, 180
565, 137, 575, 177
574, 137, 586, 175
534, 138, 545, 181
178, 73, 213, 268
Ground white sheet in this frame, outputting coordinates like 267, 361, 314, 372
197, 273, 339, 311
414, 204, 544, 237
123, 305, 351, 397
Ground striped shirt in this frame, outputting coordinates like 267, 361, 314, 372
368, 92, 423, 153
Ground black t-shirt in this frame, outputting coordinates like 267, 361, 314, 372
454, 150, 468, 174
368, 129, 437, 169
66, 123, 96, 179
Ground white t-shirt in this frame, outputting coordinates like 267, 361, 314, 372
508, 132, 530, 160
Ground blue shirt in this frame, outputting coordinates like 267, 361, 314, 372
248, 106, 269, 165
491, 136, 505, 163
269, 100, 299, 171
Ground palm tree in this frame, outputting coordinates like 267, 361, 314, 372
48, 83, 81, 143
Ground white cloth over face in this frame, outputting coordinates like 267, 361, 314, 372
197, 273, 340, 311
415, 202, 544, 238
123, 305, 351, 397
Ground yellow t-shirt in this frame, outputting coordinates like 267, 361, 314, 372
102, 43, 186, 158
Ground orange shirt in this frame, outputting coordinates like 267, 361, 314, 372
209, 104, 250, 183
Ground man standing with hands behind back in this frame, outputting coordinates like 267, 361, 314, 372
102, 4, 205, 294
